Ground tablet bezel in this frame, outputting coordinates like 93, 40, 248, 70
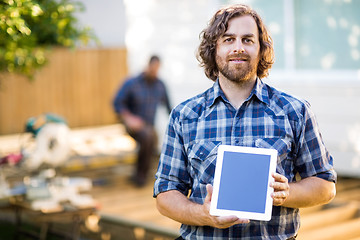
210, 145, 278, 221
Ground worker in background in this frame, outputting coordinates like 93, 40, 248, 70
113, 55, 172, 187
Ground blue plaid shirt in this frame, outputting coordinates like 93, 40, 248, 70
113, 73, 171, 126
154, 79, 336, 240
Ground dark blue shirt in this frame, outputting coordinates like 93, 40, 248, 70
154, 79, 336, 239
113, 73, 171, 126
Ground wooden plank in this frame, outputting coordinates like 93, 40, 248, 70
299, 202, 359, 232
336, 178, 360, 192
297, 218, 360, 240
0, 74, 25, 133
88, 170, 181, 231
335, 188, 360, 202
299, 205, 323, 215
100, 213, 178, 238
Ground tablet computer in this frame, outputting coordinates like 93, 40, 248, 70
210, 145, 278, 221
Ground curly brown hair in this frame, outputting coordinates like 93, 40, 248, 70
197, 4, 274, 81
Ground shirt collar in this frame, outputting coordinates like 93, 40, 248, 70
252, 78, 270, 106
206, 78, 270, 108
205, 80, 226, 107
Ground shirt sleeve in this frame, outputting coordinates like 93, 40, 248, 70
294, 102, 337, 183
153, 109, 192, 197
113, 79, 131, 114
159, 80, 172, 114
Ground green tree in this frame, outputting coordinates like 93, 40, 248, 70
0, 0, 96, 79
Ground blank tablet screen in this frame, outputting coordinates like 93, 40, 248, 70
217, 151, 271, 213
210, 145, 277, 221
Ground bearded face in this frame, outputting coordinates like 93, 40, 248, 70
215, 15, 260, 83
215, 51, 259, 83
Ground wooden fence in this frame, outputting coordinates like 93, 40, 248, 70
0, 48, 128, 135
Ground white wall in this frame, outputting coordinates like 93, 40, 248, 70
270, 71, 360, 178
76, 0, 126, 47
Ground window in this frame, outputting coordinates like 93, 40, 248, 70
225, 0, 360, 70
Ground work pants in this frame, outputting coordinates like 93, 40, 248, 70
127, 124, 157, 186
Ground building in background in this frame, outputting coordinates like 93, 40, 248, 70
77, 0, 360, 177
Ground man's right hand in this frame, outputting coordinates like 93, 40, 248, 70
156, 184, 249, 229
201, 184, 250, 228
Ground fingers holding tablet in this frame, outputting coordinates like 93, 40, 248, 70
205, 184, 250, 228
270, 173, 290, 206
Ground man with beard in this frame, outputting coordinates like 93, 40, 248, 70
113, 55, 172, 187
153, 4, 336, 240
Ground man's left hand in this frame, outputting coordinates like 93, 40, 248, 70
270, 173, 290, 206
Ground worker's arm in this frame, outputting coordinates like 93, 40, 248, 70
113, 80, 145, 132
119, 110, 145, 132
156, 185, 249, 229
271, 173, 336, 208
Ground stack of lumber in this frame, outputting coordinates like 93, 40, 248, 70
62, 124, 137, 172
0, 124, 137, 174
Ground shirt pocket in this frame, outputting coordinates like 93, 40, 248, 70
187, 140, 221, 184
255, 138, 292, 175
